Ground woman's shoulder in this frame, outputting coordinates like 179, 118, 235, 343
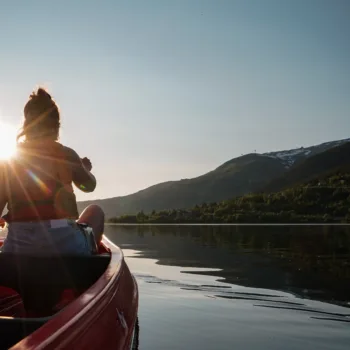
60, 144, 81, 163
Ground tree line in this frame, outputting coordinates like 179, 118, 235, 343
108, 171, 350, 224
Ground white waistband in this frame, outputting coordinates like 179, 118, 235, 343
9, 219, 72, 229
49, 219, 70, 228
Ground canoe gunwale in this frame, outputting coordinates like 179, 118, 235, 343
5, 235, 137, 350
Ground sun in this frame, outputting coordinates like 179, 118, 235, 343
0, 122, 17, 160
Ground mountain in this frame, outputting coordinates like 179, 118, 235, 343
78, 138, 350, 219
263, 140, 350, 193
78, 154, 285, 218
262, 138, 350, 168
109, 170, 350, 224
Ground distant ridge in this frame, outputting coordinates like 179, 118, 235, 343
78, 137, 350, 219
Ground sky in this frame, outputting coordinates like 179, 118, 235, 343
0, 0, 349, 201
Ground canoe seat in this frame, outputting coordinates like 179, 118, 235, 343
0, 316, 51, 350
0, 286, 25, 318
0, 253, 110, 350
0, 253, 111, 316
0, 253, 111, 349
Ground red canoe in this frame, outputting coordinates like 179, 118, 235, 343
0, 236, 139, 350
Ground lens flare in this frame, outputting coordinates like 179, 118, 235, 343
26, 169, 52, 195
0, 122, 17, 159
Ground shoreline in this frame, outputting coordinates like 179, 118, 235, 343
104, 222, 350, 226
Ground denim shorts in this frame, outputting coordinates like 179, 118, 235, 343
1, 220, 92, 256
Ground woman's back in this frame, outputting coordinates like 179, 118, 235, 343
4, 140, 78, 222
0, 87, 103, 255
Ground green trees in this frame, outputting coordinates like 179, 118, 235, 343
107, 171, 350, 224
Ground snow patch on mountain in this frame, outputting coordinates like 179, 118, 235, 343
263, 138, 350, 168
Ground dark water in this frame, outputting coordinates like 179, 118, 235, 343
105, 225, 350, 350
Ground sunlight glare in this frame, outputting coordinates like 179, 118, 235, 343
0, 122, 17, 160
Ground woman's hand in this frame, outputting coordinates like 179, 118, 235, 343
81, 157, 92, 171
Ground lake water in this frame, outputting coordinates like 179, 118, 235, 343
105, 224, 350, 350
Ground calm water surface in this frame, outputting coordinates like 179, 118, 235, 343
105, 225, 350, 350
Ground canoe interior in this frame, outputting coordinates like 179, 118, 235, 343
0, 250, 111, 349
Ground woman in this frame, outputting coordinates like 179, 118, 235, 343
0, 87, 104, 255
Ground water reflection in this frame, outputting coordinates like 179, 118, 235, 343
105, 224, 350, 306
107, 225, 350, 350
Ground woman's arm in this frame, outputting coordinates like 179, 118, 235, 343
64, 147, 96, 193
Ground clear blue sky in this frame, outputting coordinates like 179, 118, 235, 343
0, 0, 349, 200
